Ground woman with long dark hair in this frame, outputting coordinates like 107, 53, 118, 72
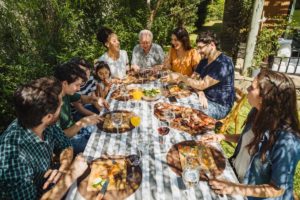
164, 27, 200, 76
201, 69, 300, 199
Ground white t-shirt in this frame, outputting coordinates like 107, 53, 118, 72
99, 50, 129, 79
233, 129, 255, 182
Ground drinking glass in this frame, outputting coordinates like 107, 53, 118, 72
163, 110, 175, 127
182, 156, 200, 187
112, 112, 123, 134
119, 85, 128, 99
127, 149, 142, 181
157, 121, 169, 144
128, 150, 141, 167
182, 156, 200, 198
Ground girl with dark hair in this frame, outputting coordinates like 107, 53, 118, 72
94, 61, 112, 98
200, 69, 300, 199
164, 27, 200, 76
96, 27, 129, 79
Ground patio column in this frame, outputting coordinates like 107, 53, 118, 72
242, 0, 265, 75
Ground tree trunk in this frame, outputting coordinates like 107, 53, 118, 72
146, 0, 163, 30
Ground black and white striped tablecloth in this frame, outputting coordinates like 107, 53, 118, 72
66, 80, 245, 200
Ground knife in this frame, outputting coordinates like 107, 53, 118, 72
96, 180, 109, 200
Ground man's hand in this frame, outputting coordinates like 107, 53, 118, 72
197, 91, 208, 109
69, 154, 88, 180
96, 97, 110, 110
43, 169, 63, 190
191, 72, 200, 80
78, 115, 102, 128
131, 65, 140, 72
90, 96, 110, 110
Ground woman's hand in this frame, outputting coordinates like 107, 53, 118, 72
208, 179, 240, 195
199, 134, 225, 143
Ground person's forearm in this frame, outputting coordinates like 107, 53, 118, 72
80, 95, 93, 104
223, 134, 240, 143
234, 183, 284, 198
40, 171, 76, 200
63, 121, 84, 138
58, 147, 73, 172
100, 90, 109, 98
184, 77, 209, 90
73, 103, 94, 116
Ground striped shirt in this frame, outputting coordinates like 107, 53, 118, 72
77, 76, 97, 96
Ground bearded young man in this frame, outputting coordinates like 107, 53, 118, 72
169, 31, 235, 120
0, 77, 88, 199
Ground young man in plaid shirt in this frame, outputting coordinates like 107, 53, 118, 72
0, 77, 88, 199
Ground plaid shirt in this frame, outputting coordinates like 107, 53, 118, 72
0, 120, 71, 200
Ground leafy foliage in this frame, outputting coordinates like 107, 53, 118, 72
221, 0, 254, 56
195, 0, 225, 28
206, 0, 225, 22
253, 16, 295, 67
0, 0, 200, 132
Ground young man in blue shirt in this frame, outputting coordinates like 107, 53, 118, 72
169, 31, 235, 119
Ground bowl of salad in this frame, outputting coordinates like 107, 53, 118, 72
142, 88, 161, 101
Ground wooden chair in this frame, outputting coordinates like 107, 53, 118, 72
218, 87, 248, 134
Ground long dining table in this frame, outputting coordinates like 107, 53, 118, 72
66, 77, 245, 200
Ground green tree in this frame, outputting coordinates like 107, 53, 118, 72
0, 0, 200, 132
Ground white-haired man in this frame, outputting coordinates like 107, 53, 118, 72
131, 29, 164, 71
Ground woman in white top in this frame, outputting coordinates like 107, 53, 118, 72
96, 27, 129, 79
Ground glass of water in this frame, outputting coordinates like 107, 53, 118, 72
182, 156, 200, 188
112, 112, 123, 134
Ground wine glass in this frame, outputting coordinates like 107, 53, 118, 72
127, 149, 142, 181
120, 85, 128, 100
157, 120, 169, 144
182, 156, 200, 198
112, 112, 123, 134
163, 109, 175, 127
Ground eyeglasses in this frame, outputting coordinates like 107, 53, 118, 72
197, 44, 209, 50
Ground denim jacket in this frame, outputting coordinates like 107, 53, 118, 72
231, 116, 300, 200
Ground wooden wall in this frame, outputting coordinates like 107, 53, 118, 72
263, 0, 292, 25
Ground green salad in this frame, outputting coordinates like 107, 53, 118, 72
92, 177, 107, 188
143, 88, 160, 97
